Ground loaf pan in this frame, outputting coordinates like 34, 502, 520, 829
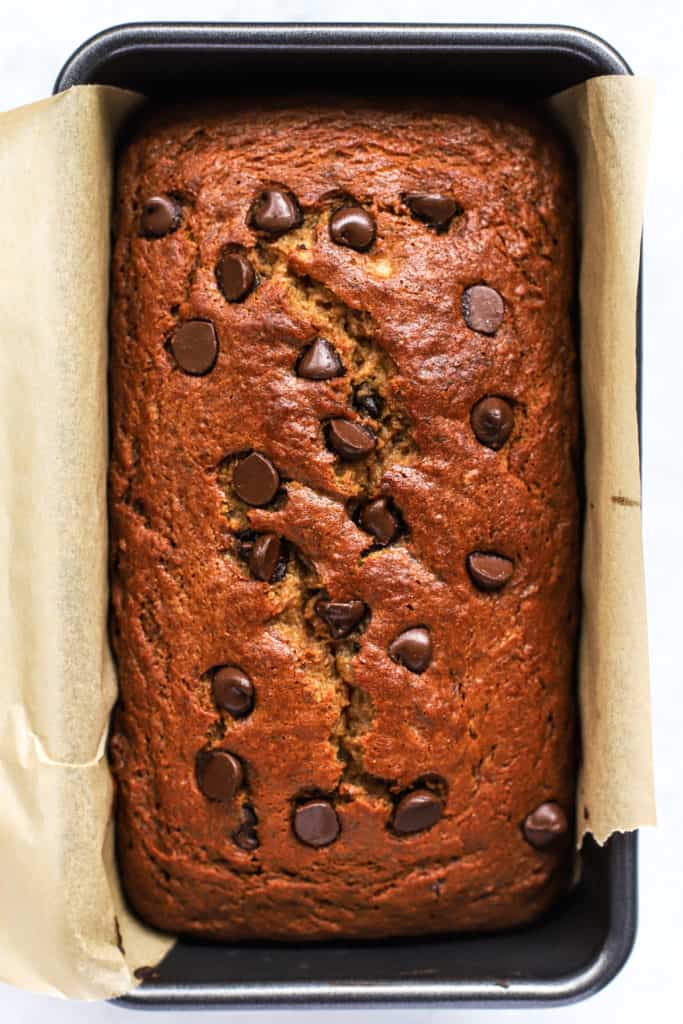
55, 23, 639, 1009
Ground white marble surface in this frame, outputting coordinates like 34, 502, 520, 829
1, 0, 681, 1020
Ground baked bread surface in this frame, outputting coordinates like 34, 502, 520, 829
109, 99, 579, 940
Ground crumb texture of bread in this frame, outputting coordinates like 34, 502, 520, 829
108, 99, 579, 940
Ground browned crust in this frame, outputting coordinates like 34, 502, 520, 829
109, 98, 579, 940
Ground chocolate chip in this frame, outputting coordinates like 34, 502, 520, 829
393, 790, 443, 834
293, 800, 340, 847
358, 498, 400, 545
523, 801, 569, 849
217, 252, 256, 302
388, 627, 432, 673
140, 195, 181, 237
326, 419, 376, 460
169, 320, 218, 375
315, 598, 367, 639
471, 396, 514, 450
212, 666, 254, 718
234, 825, 259, 850
233, 804, 259, 850
296, 338, 344, 380
467, 552, 514, 591
236, 528, 287, 582
249, 533, 283, 582
404, 192, 460, 230
242, 805, 258, 827
352, 386, 384, 420
233, 826, 259, 850
462, 285, 504, 335
329, 206, 376, 251
249, 188, 302, 234
195, 750, 243, 802
233, 452, 280, 506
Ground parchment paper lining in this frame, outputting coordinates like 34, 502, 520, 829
0, 77, 654, 999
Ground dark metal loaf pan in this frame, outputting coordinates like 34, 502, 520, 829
55, 23, 639, 1010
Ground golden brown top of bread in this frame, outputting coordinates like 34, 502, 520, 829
109, 98, 578, 940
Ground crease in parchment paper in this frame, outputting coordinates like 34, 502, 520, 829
2, 704, 108, 770
0, 77, 655, 999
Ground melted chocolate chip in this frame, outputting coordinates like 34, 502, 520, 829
329, 206, 376, 251
358, 498, 400, 545
249, 533, 284, 582
326, 419, 376, 460
195, 750, 243, 803
294, 800, 340, 847
462, 285, 505, 335
212, 666, 254, 718
404, 192, 460, 230
233, 827, 259, 850
352, 386, 384, 420
233, 804, 259, 850
140, 196, 181, 237
169, 321, 218, 375
315, 598, 367, 639
217, 252, 256, 302
249, 188, 301, 234
393, 790, 443, 834
388, 627, 432, 674
523, 802, 569, 849
467, 552, 514, 592
233, 452, 280, 506
296, 338, 344, 380
471, 396, 514, 450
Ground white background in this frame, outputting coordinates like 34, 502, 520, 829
1, 0, 680, 1020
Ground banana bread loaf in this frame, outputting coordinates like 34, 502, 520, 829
108, 98, 579, 941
